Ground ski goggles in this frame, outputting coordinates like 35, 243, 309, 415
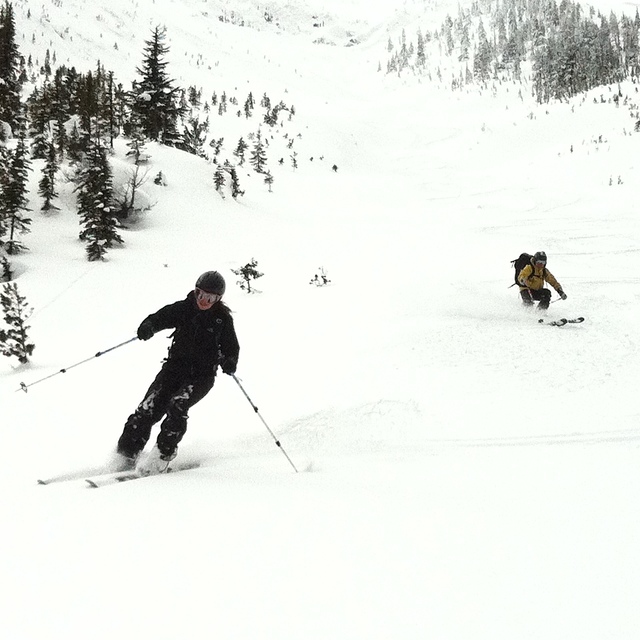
195, 288, 221, 305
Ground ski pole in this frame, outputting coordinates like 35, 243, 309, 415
17, 336, 139, 393
231, 373, 298, 473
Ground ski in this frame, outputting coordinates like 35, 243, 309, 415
538, 316, 585, 327
85, 462, 200, 488
539, 318, 567, 326
37, 465, 113, 485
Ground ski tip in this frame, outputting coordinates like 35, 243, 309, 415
85, 479, 99, 488
37, 479, 48, 485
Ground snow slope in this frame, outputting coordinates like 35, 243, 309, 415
1, 1, 640, 638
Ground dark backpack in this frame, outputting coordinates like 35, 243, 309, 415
510, 253, 533, 286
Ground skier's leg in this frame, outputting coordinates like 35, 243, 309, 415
520, 289, 533, 306
536, 289, 552, 310
155, 376, 215, 457
117, 369, 178, 459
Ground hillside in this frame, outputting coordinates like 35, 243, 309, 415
1, 1, 639, 639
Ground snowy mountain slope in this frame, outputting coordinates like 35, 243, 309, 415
1, 0, 640, 639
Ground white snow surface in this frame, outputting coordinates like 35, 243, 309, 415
2, 0, 640, 638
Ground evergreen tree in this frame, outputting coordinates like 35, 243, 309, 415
233, 137, 248, 165
474, 20, 492, 80
0, 143, 7, 240
1, 129, 32, 254
504, 5, 523, 66
76, 141, 122, 261
180, 115, 208, 156
228, 164, 244, 199
125, 114, 148, 165
443, 15, 454, 55
209, 136, 224, 158
39, 139, 59, 212
51, 79, 70, 158
249, 128, 267, 173
67, 120, 84, 163
416, 29, 426, 66
214, 164, 225, 195
232, 259, 263, 293
0, 1, 23, 132
131, 26, 183, 145
76, 63, 112, 147
113, 81, 131, 137
263, 169, 274, 192
26, 85, 51, 159
0, 281, 34, 364
1, 254, 11, 281
105, 70, 118, 147
620, 14, 639, 77
243, 92, 254, 118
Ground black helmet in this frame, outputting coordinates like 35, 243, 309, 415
195, 271, 226, 295
533, 251, 547, 264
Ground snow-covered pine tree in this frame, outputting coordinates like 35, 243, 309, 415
27, 86, 50, 160
233, 137, 248, 165
131, 26, 183, 145
1, 129, 32, 254
263, 169, 274, 192
0, 281, 34, 364
474, 20, 491, 82
76, 63, 110, 148
76, 141, 122, 261
39, 139, 59, 212
181, 115, 208, 156
249, 128, 267, 173
214, 164, 226, 196
0, 144, 7, 242
243, 92, 254, 118
0, 1, 23, 133
1, 255, 11, 281
209, 136, 224, 158
227, 164, 244, 199
67, 121, 84, 164
125, 110, 148, 165
416, 29, 426, 67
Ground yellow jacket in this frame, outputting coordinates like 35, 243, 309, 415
518, 263, 562, 292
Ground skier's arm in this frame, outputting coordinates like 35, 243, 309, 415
218, 315, 240, 374
137, 301, 185, 339
545, 270, 567, 298
518, 264, 533, 287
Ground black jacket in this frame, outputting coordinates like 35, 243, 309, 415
143, 291, 239, 377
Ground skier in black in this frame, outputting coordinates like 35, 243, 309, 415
115, 271, 239, 475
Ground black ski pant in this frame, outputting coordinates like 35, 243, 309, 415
117, 367, 215, 459
520, 288, 552, 309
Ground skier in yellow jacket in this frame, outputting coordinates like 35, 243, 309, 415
518, 251, 567, 310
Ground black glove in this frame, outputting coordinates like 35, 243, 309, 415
220, 356, 237, 375
558, 289, 568, 300
137, 319, 155, 341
